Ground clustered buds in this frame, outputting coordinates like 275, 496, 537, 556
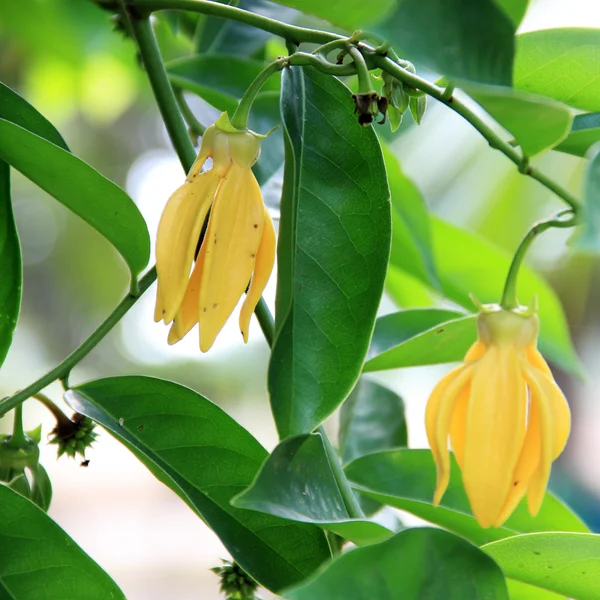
49, 413, 98, 459
211, 559, 259, 600
380, 68, 427, 131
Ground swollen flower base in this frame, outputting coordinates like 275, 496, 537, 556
425, 304, 571, 528
154, 113, 276, 352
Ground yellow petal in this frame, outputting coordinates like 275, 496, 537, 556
464, 341, 486, 363
239, 207, 276, 343
449, 383, 470, 469
155, 171, 220, 324
522, 364, 555, 516
425, 365, 472, 506
198, 164, 265, 352
526, 344, 552, 377
154, 280, 164, 323
462, 346, 527, 528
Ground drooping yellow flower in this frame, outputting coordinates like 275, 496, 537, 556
154, 114, 276, 352
425, 304, 571, 528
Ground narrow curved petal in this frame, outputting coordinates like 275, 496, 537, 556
449, 383, 470, 469
494, 385, 542, 527
239, 207, 276, 343
155, 171, 220, 324
526, 345, 552, 377
464, 341, 486, 363
522, 365, 555, 516
425, 365, 472, 506
198, 165, 265, 352
462, 346, 527, 528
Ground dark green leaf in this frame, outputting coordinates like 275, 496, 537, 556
463, 84, 572, 157
0, 119, 150, 280
0, 161, 21, 370
515, 28, 600, 112
269, 66, 391, 438
167, 54, 279, 113
345, 449, 588, 546
555, 113, 600, 157
383, 145, 438, 288
284, 528, 509, 600
0, 485, 124, 599
365, 309, 472, 371
339, 380, 407, 464
233, 433, 393, 546
574, 144, 600, 253
0, 82, 68, 150
65, 376, 330, 593
483, 532, 600, 600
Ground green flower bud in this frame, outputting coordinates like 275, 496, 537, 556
49, 413, 98, 460
211, 560, 258, 600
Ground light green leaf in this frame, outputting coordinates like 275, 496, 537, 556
493, 0, 530, 26
0, 119, 150, 280
345, 449, 588, 546
515, 28, 600, 112
65, 377, 330, 593
0, 161, 21, 370
574, 144, 600, 253
233, 434, 393, 546
507, 580, 566, 600
339, 380, 407, 465
483, 532, 600, 600
385, 265, 437, 308
284, 528, 510, 600
463, 84, 573, 156
554, 112, 600, 157
365, 310, 475, 372
269, 66, 391, 438
0, 485, 124, 599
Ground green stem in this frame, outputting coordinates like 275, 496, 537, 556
128, 0, 342, 45
500, 211, 578, 310
254, 298, 274, 348
347, 45, 373, 94
0, 268, 158, 418
33, 393, 74, 432
127, 13, 197, 172
174, 89, 206, 138
319, 425, 364, 519
8, 405, 26, 446
371, 54, 582, 213
231, 58, 286, 130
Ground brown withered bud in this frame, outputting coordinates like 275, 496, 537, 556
352, 92, 379, 127
377, 96, 389, 124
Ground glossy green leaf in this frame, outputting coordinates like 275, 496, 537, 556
345, 449, 588, 546
339, 380, 407, 464
0, 119, 150, 280
463, 84, 572, 157
0, 161, 21, 370
507, 580, 566, 600
515, 28, 600, 112
385, 265, 437, 308
554, 113, 600, 157
573, 144, 600, 253
483, 533, 600, 600
427, 218, 580, 375
167, 54, 279, 113
65, 377, 330, 593
284, 528, 510, 600
365, 310, 474, 371
233, 434, 393, 546
0, 82, 68, 150
383, 145, 438, 287
493, 0, 530, 26
0, 485, 124, 599
269, 66, 391, 438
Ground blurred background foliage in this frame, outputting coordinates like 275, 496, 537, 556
1, 0, 600, 598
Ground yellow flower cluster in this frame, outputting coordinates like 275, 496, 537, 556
426, 305, 571, 528
154, 115, 275, 351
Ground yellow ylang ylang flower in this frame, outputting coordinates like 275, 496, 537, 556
426, 303, 571, 528
154, 113, 276, 352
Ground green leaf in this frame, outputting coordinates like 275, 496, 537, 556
385, 265, 437, 308
0, 82, 68, 150
463, 84, 573, 157
515, 28, 600, 112
425, 218, 580, 375
0, 485, 124, 599
383, 145, 438, 288
0, 119, 150, 280
555, 113, 600, 157
233, 433, 393, 546
0, 161, 21, 370
339, 380, 407, 465
167, 54, 279, 113
345, 449, 588, 546
64, 376, 330, 593
574, 144, 600, 253
365, 310, 475, 372
483, 533, 600, 600
507, 580, 566, 600
493, 0, 530, 26
284, 528, 510, 600
269, 66, 391, 438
